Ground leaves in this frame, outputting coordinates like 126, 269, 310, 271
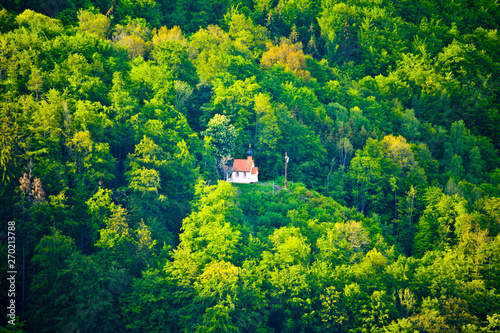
2, 3, 500, 332
261, 39, 311, 80
203, 114, 238, 177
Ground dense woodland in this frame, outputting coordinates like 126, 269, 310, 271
1, 0, 500, 331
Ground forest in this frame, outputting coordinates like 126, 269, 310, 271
1, 0, 500, 331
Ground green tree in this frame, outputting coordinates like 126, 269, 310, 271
113, 18, 153, 59
51, 53, 105, 100
317, 220, 371, 265
189, 24, 257, 85
225, 7, 269, 60
53, 254, 128, 333
400, 109, 421, 141
413, 187, 468, 257
66, 130, 116, 189
121, 268, 180, 332
203, 77, 260, 134
260, 226, 312, 331
274, 104, 328, 187
168, 181, 242, 282
108, 71, 138, 168
254, 92, 283, 179
77, 9, 110, 39
28, 230, 75, 332
318, 0, 359, 64
0, 9, 17, 33
86, 187, 114, 244
152, 40, 198, 86
348, 152, 384, 214
16, 10, 63, 36
467, 147, 485, 184
203, 114, 238, 179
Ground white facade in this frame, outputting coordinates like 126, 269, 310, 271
229, 169, 258, 183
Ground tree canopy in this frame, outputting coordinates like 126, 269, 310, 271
1, 1, 500, 331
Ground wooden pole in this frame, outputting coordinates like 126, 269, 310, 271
284, 152, 288, 190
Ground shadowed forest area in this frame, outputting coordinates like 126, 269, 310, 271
1, 0, 500, 331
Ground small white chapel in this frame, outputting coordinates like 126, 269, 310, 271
228, 145, 259, 183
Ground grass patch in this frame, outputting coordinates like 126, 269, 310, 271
232, 181, 278, 195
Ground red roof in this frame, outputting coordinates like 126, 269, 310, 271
251, 167, 258, 175
232, 159, 254, 172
